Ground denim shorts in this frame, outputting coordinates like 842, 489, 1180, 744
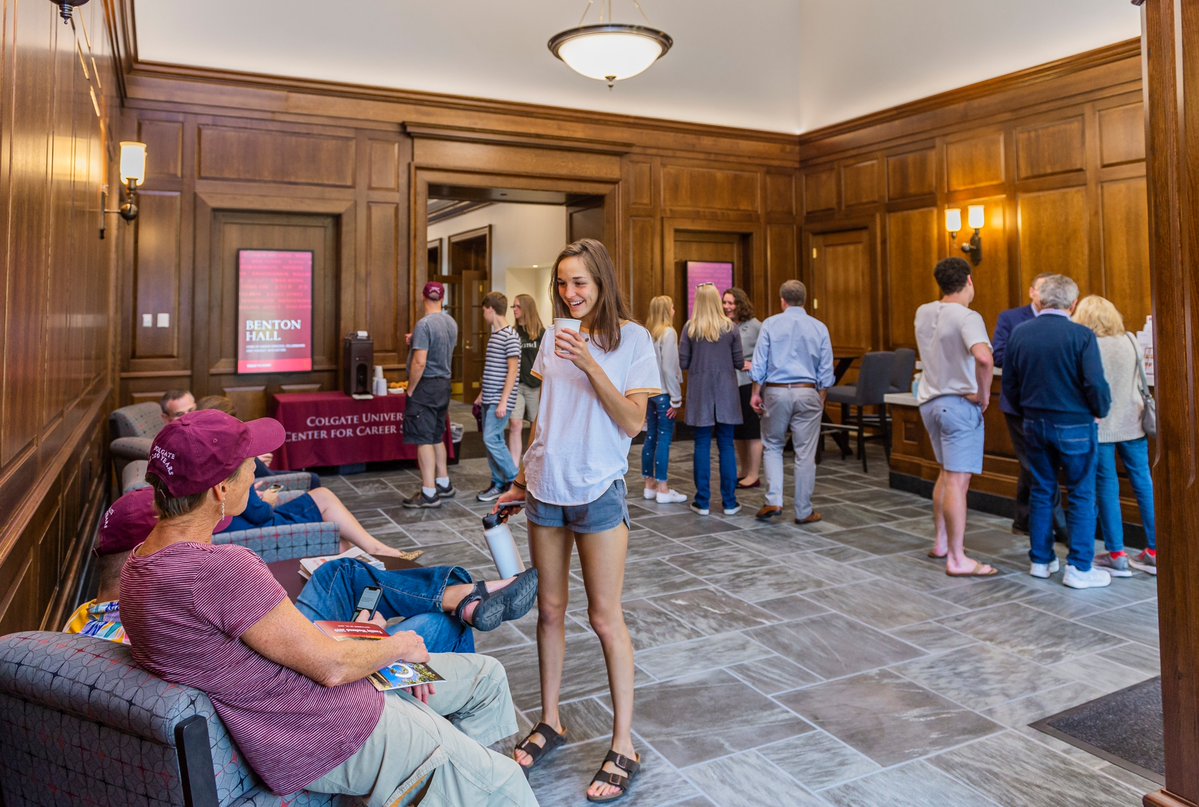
526, 479, 630, 534
920, 394, 985, 474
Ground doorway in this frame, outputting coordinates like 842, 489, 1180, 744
809, 229, 875, 354
448, 226, 491, 403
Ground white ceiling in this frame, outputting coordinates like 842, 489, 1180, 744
133, 0, 1141, 135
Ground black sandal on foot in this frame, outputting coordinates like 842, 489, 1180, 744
513, 721, 567, 772
453, 568, 539, 631
586, 750, 641, 803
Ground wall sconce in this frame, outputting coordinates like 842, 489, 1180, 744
946, 205, 984, 265
100, 141, 146, 239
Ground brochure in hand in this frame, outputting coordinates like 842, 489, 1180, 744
299, 546, 385, 580
314, 619, 443, 692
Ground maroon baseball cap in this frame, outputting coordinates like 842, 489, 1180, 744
423, 281, 445, 301
147, 410, 285, 497
96, 488, 158, 555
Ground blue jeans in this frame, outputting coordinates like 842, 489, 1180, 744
641, 394, 675, 482
483, 403, 519, 488
693, 422, 738, 510
295, 559, 475, 652
1023, 419, 1099, 572
1097, 438, 1156, 552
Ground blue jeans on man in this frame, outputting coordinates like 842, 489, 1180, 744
483, 403, 519, 489
642, 393, 675, 482
296, 558, 475, 652
1023, 418, 1099, 572
1096, 437, 1157, 552
693, 422, 738, 511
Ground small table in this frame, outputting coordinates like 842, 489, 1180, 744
268, 555, 421, 602
272, 391, 455, 470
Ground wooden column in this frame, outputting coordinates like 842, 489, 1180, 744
1139, 1, 1199, 805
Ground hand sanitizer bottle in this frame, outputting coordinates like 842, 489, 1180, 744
482, 512, 525, 578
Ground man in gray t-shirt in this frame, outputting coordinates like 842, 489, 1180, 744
913, 258, 997, 579
403, 282, 460, 509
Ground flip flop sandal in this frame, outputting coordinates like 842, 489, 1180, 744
513, 721, 567, 772
454, 568, 539, 631
586, 750, 641, 803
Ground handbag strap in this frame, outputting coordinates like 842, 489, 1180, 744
1126, 333, 1151, 397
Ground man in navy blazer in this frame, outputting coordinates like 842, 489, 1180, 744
992, 274, 1069, 541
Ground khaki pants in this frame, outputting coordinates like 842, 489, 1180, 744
306, 653, 537, 807
760, 386, 824, 519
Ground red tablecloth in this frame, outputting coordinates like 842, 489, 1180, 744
272, 392, 454, 469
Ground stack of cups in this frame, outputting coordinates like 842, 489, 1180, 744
372, 365, 387, 397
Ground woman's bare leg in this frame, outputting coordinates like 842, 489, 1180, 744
576, 524, 637, 800
507, 420, 523, 466
307, 487, 407, 557
513, 523, 574, 768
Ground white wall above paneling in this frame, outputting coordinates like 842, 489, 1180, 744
133, 0, 1140, 134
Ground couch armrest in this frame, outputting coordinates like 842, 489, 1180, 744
261, 472, 314, 491
122, 460, 150, 493
110, 436, 154, 461
214, 522, 340, 562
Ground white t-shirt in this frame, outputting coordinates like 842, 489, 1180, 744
524, 322, 661, 506
914, 301, 992, 404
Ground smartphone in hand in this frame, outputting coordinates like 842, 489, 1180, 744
354, 586, 382, 622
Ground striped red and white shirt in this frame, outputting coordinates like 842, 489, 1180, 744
120, 541, 384, 795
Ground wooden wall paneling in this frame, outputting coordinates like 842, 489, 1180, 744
1015, 116, 1087, 180
887, 147, 937, 200
368, 139, 400, 191
131, 192, 184, 360
841, 157, 882, 207
765, 172, 796, 218
138, 117, 184, 180
1098, 100, 1147, 168
661, 164, 760, 215
198, 124, 357, 187
945, 131, 1006, 191
807, 226, 876, 354
625, 158, 655, 211
1100, 176, 1151, 329
885, 207, 939, 348
765, 223, 798, 309
411, 137, 622, 183
628, 216, 659, 320
1016, 187, 1090, 298
804, 167, 838, 213
366, 202, 402, 366
662, 218, 762, 328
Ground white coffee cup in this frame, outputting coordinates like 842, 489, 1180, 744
553, 318, 583, 358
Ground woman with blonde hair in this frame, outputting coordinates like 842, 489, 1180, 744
642, 295, 687, 503
681, 283, 744, 516
1073, 295, 1157, 575
723, 287, 764, 488
508, 293, 545, 464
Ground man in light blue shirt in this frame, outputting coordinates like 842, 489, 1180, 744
749, 280, 835, 524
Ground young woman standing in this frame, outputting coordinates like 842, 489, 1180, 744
723, 287, 764, 488
642, 295, 688, 504
681, 284, 744, 516
496, 239, 659, 802
508, 293, 545, 465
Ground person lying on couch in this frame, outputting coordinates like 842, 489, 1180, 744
68, 486, 536, 654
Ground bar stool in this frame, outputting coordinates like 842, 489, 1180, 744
889, 348, 917, 394
824, 351, 896, 472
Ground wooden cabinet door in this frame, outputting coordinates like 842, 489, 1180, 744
810, 229, 874, 355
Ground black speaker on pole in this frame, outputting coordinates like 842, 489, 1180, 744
343, 332, 374, 397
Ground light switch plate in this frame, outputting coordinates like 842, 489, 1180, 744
142, 314, 152, 327
157, 313, 170, 328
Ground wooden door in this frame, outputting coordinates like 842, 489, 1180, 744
449, 226, 491, 402
810, 229, 874, 355
202, 211, 339, 412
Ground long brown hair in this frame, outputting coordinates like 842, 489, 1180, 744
723, 287, 754, 323
550, 239, 633, 351
514, 293, 545, 340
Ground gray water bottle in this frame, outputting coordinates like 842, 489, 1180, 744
481, 512, 525, 579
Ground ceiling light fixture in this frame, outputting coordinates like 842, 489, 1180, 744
548, 0, 673, 89
49, 0, 89, 25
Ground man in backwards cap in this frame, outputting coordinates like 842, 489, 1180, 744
403, 280, 460, 508
119, 410, 536, 805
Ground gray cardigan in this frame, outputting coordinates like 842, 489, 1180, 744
680, 325, 744, 427
735, 318, 762, 386
654, 326, 683, 407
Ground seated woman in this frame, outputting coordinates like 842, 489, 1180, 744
197, 396, 415, 559
120, 409, 537, 805
69, 486, 537, 654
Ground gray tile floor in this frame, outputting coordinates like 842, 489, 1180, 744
323, 435, 1160, 806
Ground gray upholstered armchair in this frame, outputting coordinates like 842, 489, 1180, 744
0, 524, 349, 807
109, 402, 165, 492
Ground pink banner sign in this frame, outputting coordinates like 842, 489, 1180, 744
685, 261, 734, 317
238, 250, 313, 374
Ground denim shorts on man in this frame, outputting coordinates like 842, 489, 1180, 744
525, 479, 629, 533
920, 394, 985, 474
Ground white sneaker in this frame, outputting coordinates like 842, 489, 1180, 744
690, 502, 710, 516
723, 504, 742, 515
656, 489, 688, 504
1029, 558, 1061, 579
1063, 564, 1112, 589
643, 486, 657, 500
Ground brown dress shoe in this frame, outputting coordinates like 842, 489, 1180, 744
794, 512, 823, 525
755, 505, 783, 521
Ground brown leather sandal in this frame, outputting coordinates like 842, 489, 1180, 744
586, 749, 641, 803
513, 721, 567, 772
